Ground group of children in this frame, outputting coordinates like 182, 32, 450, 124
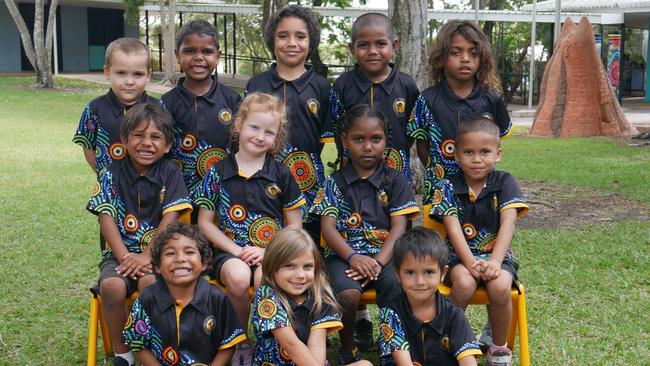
74, 5, 528, 366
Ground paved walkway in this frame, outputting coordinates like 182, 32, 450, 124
58, 72, 650, 127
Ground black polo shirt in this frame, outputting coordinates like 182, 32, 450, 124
330, 64, 419, 181
429, 170, 528, 264
407, 77, 511, 206
251, 284, 342, 365
123, 277, 246, 365
194, 154, 305, 248
379, 291, 482, 365
73, 89, 159, 172
161, 75, 242, 199
245, 64, 332, 214
87, 157, 192, 257
310, 162, 419, 258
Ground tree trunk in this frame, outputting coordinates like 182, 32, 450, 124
159, 0, 177, 86
5, 0, 59, 88
504, 37, 530, 103
388, 0, 428, 194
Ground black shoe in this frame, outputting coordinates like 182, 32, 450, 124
379, 355, 397, 366
337, 347, 362, 366
113, 356, 132, 366
353, 318, 374, 351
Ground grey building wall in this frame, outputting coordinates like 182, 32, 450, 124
0, 5, 22, 72
60, 6, 89, 72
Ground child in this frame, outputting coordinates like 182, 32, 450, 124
408, 20, 512, 222
74, 37, 157, 174
123, 222, 246, 365
251, 227, 370, 366
245, 4, 333, 245
429, 116, 528, 366
330, 12, 419, 183
162, 19, 242, 204
86, 103, 192, 366
379, 226, 481, 366
311, 105, 419, 365
195, 92, 305, 362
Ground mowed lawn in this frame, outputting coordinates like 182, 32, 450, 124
0, 76, 648, 365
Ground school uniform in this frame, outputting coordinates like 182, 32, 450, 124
330, 64, 419, 182
429, 170, 528, 277
310, 163, 419, 304
123, 277, 246, 366
379, 291, 482, 365
162, 75, 242, 200
73, 89, 159, 172
245, 64, 333, 232
408, 78, 511, 206
194, 154, 305, 280
251, 284, 342, 366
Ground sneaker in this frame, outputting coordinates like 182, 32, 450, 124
477, 322, 493, 352
353, 318, 374, 351
337, 347, 362, 365
231, 343, 254, 366
113, 356, 132, 366
486, 346, 512, 366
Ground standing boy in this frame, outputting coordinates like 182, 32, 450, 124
429, 115, 528, 366
87, 104, 192, 366
379, 227, 481, 366
73, 37, 158, 174
330, 12, 419, 183
162, 19, 242, 206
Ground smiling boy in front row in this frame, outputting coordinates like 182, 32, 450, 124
379, 227, 481, 366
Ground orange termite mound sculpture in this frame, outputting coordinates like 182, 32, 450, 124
531, 17, 638, 137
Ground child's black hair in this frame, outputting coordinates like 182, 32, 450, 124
176, 19, 220, 50
350, 12, 395, 45
150, 222, 213, 273
333, 104, 392, 172
456, 112, 500, 146
393, 226, 449, 270
263, 4, 327, 77
120, 103, 175, 145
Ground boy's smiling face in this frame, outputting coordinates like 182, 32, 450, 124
396, 254, 447, 306
104, 49, 151, 106
123, 119, 171, 174
454, 131, 501, 186
176, 33, 220, 83
349, 24, 397, 82
157, 234, 206, 289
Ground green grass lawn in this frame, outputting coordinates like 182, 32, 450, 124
0, 76, 649, 365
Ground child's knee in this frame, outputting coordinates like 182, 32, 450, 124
99, 277, 127, 302
337, 289, 361, 309
223, 268, 251, 294
487, 273, 513, 302
451, 269, 477, 292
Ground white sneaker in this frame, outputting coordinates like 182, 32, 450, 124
231, 343, 254, 366
486, 346, 512, 366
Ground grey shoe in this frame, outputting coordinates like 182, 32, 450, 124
478, 322, 493, 352
231, 343, 254, 366
113, 356, 132, 366
353, 318, 374, 351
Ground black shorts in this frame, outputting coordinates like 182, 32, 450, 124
211, 250, 257, 287
98, 255, 138, 296
444, 257, 519, 287
325, 254, 400, 308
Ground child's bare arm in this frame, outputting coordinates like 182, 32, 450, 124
375, 215, 408, 269
416, 139, 430, 167
322, 216, 379, 282
458, 354, 478, 366
134, 349, 163, 366
272, 327, 323, 365
392, 350, 415, 366
442, 216, 481, 279
306, 328, 328, 365
82, 148, 97, 172
210, 347, 235, 366
197, 207, 242, 256
99, 213, 129, 260
284, 208, 303, 229
482, 208, 517, 279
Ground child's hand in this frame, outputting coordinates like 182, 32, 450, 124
480, 259, 502, 281
468, 260, 484, 280
117, 252, 152, 279
348, 254, 381, 284
239, 246, 265, 266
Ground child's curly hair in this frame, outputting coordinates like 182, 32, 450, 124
428, 20, 502, 94
231, 92, 289, 156
150, 222, 213, 274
